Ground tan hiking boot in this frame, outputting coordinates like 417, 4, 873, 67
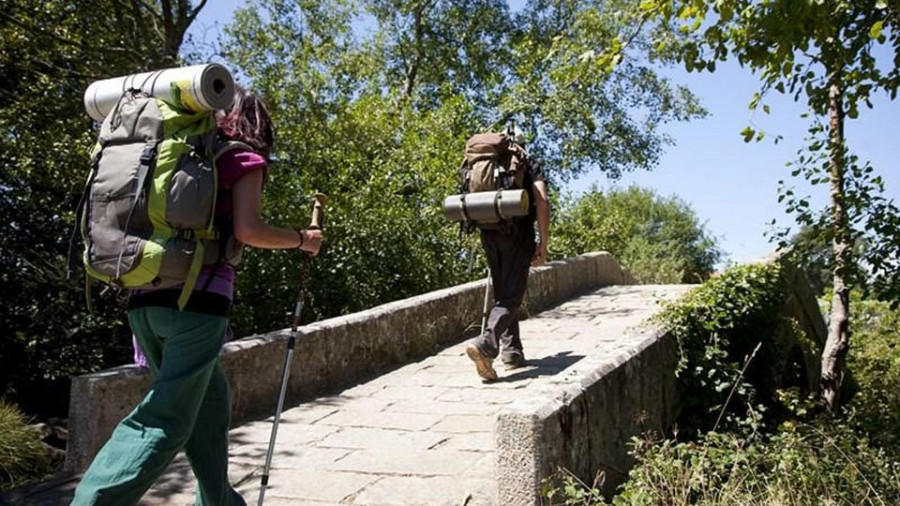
465, 343, 498, 382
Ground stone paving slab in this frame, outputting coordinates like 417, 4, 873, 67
11, 284, 688, 506
223, 284, 687, 506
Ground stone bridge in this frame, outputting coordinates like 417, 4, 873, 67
6, 252, 824, 506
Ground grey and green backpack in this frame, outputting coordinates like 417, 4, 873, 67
73, 93, 246, 309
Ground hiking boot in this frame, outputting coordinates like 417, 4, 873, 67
501, 353, 526, 370
465, 343, 498, 382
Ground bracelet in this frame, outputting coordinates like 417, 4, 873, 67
295, 229, 305, 249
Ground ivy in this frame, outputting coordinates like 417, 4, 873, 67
656, 262, 815, 435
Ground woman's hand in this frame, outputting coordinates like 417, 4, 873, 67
298, 229, 324, 257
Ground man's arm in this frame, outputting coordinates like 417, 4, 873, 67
532, 180, 550, 266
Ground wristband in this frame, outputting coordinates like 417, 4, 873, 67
295, 229, 305, 249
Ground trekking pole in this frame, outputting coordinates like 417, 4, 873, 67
258, 193, 326, 506
466, 237, 491, 336
480, 267, 491, 336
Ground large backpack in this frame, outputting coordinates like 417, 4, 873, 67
74, 93, 245, 309
460, 132, 528, 193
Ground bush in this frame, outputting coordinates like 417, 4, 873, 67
545, 280, 900, 506
616, 423, 900, 505
656, 262, 817, 435
845, 297, 900, 451
546, 421, 900, 506
0, 401, 50, 491
552, 186, 721, 284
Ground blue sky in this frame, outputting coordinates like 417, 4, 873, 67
188, 1, 899, 265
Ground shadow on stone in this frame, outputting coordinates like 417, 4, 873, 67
0, 474, 78, 506
142, 459, 194, 503
540, 306, 640, 320
499, 351, 585, 383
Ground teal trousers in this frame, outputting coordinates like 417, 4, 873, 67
71, 307, 246, 506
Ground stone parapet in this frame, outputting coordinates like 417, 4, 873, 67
495, 324, 678, 505
66, 251, 636, 473
493, 252, 828, 505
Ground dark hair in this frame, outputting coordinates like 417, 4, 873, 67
216, 88, 275, 159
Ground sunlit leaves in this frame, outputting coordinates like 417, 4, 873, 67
1, 0, 202, 413
218, 0, 710, 333
552, 186, 721, 284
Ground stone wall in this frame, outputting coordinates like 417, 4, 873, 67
66, 251, 636, 473
495, 325, 678, 505
492, 254, 828, 505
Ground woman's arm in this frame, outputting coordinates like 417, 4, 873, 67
232, 169, 323, 255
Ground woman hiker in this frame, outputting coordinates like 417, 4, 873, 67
71, 88, 323, 505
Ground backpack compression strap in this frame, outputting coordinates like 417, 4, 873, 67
176, 140, 256, 310
177, 228, 219, 310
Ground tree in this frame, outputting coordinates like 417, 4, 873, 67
553, 186, 721, 284
642, 0, 900, 410
503, 0, 706, 181
0, 0, 207, 416
222, 0, 484, 330
363, 0, 512, 101
218, 0, 706, 335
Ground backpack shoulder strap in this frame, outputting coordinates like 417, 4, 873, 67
509, 143, 528, 159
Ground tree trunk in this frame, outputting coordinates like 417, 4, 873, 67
402, 4, 425, 98
820, 79, 852, 412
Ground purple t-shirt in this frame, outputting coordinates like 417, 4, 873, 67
131, 149, 265, 368
192, 149, 268, 300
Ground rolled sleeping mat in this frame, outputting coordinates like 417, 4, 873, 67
442, 190, 530, 224
84, 63, 235, 121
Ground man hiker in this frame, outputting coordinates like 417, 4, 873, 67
465, 126, 550, 381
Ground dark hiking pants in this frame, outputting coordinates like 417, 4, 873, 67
475, 224, 535, 359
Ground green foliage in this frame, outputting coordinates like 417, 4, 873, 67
0, 402, 50, 491
542, 467, 606, 506
0, 1, 203, 416
552, 186, 720, 284
775, 121, 900, 306
643, 0, 900, 411
845, 297, 900, 451
656, 262, 815, 435
2, 0, 705, 418
219, 0, 705, 335
547, 291, 900, 505
227, 95, 476, 330
615, 424, 900, 505
503, 0, 707, 181
643, 0, 900, 116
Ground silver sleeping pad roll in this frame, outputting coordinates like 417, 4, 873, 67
442, 190, 530, 224
84, 64, 235, 121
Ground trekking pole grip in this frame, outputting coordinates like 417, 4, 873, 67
309, 193, 326, 230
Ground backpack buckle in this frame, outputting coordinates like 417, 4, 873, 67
139, 145, 157, 166
178, 229, 196, 254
